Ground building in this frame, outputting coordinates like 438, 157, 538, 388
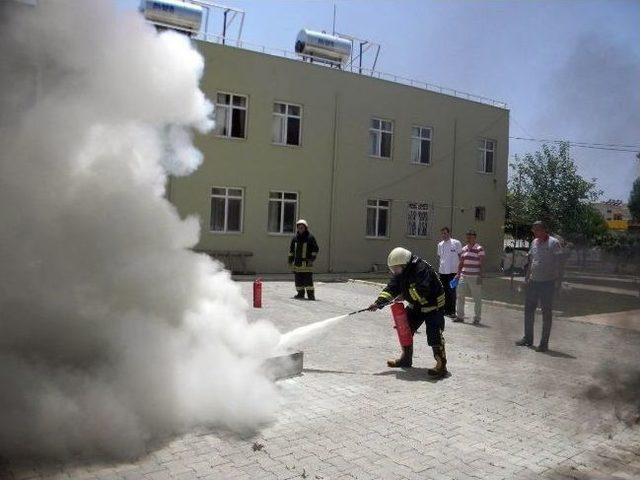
594, 199, 631, 231
169, 39, 509, 273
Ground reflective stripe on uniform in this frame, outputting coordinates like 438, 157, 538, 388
420, 305, 438, 313
378, 291, 394, 302
293, 266, 313, 273
409, 285, 428, 305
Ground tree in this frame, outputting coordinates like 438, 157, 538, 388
628, 176, 640, 223
567, 203, 608, 266
596, 232, 640, 274
504, 169, 529, 242
506, 142, 603, 246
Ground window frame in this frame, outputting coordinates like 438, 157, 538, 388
410, 126, 433, 166
209, 186, 244, 234
267, 190, 299, 235
366, 199, 392, 239
214, 91, 248, 140
272, 101, 303, 147
477, 138, 496, 174
369, 117, 394, 160
406, 202, 431, 238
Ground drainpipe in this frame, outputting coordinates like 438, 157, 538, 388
328, 93, 340, 272
449, 118, 458, 232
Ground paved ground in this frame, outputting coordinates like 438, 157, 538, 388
507, 276, 640, 297
3, 280, 640, 480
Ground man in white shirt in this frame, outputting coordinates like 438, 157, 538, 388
437, 227, 462, 318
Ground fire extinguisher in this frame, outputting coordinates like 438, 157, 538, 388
253, 278, 262, 308
390, 302, 413, 347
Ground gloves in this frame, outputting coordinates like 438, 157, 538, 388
367, 303, 380, 311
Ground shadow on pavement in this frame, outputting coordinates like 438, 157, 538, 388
446, 321, 492, 329
374, 368, 451, 383
542, 349, 577, 359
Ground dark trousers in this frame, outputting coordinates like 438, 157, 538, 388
524, 280, 555, 347
439, 273, 457, 315
294, 272, 314, 292
407, 308, 445, 347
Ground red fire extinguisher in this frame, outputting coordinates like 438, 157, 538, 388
253, 278, 262, 308
390, 302, 413, 347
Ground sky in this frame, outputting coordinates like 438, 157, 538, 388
118, 0, 640, 201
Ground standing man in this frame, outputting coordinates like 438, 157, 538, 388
288, 219, 319, 300
516, 221, 564, 352
367, 247, 448, 378
437, 227, 462, 318
454, 230, 485, 324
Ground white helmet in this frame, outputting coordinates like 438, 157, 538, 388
296, 219, 308, 228
387, 247, 412, 268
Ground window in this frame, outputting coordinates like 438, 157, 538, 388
210, 187, 243, 233
369, 118, 393, 158
477, 138, 495, 173
613, 213, 623, 220
214, 92, 247, 138
475, 206, 486, 221
272, 102, 302, 146
407, 203, 430, 237
410, 126, 432, 165
366, 199, 391, 238
268, 191, 298, 234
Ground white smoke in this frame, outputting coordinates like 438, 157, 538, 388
0, 0, 281, 461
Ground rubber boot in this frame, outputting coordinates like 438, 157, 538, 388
387, 345, 413, 368
306, 289, 315, 301
427, 345, 448, 378
294, 290, 305, 300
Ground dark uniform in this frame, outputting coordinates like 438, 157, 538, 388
288, 230, 319, 299
374, 255, 448, 374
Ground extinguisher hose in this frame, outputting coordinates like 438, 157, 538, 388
347, 300, 394, 316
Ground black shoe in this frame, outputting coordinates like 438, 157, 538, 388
293, 292, 305, 300
452, 317, 464, 323
306, 291, 315, 301
515, 338, 532, 347
535, 344, 548, 352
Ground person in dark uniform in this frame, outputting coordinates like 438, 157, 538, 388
288, 219, 319, 300
368, 247, 448, 377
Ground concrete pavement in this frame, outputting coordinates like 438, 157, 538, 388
3, 280, 639, 480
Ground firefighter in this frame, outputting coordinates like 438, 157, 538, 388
288, 219, 319, 300
368, 247, 448, 377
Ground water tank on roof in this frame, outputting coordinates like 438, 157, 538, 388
140, 0, 203, 33
295, 29, 352, 65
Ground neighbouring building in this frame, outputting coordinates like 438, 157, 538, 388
594, 199, 631, 231
168, 39, 509, 273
